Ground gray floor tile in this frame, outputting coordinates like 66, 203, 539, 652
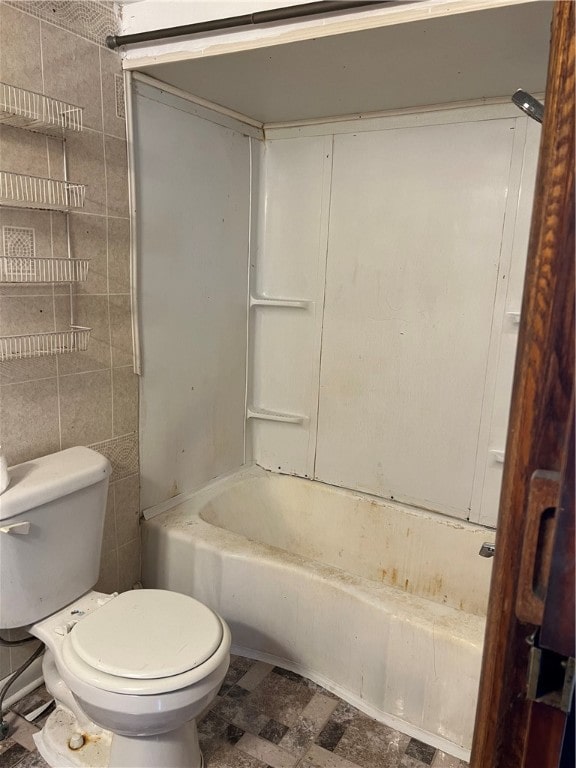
4, 654, 445, 768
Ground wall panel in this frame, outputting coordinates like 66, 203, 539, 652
314, 120, 516, 518
134, 84, 250, 510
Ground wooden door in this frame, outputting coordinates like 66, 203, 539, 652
470, 2, 575, 767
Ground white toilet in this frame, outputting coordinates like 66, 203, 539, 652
0, 447, 231, 768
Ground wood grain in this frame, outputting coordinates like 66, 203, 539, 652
470, 2, 575, 766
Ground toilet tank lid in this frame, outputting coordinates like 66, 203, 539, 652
0, 447, 111, 522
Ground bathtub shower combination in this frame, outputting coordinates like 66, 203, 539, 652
143, 467, 494, 759
134, 5, 549, 761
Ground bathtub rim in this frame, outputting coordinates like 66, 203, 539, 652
143, 463, 495, 616
143, 463, 496, 536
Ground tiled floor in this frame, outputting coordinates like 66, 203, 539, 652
0, 655, 469, 768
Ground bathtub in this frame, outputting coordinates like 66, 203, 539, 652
142, 466, 494, 759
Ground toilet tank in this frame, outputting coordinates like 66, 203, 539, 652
0, 447, 111, 629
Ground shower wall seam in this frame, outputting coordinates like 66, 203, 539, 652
311, 135, 335, 480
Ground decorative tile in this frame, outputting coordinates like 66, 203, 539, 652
2, 226, 35, 260
6, 1, 117, 46
99, 48, 126, 139
89, 431, 138, 481
114, 74, 125, 120
0, 210, 53, 288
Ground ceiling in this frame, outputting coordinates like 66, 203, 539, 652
138, 1, 552, 124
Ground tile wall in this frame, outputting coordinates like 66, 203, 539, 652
0, 0, 140, 681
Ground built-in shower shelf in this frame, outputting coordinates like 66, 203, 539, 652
250, 296, 310, 309
247, 407, 306, 424
0, 82, 83, 135
506, 311, 521, 325
0, 171, 85, 211
0, 326, 91, 361
0, 256, 90, 284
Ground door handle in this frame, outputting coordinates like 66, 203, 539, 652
516, 470, 561, 624
0, 521, 31, 535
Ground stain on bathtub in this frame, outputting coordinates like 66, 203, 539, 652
425, 574, 443, 598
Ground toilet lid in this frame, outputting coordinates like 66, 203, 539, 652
69, 590, 223, 680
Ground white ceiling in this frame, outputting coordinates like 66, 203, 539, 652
138, 2, 551, 124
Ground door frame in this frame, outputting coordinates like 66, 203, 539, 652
470, 3, 575, 766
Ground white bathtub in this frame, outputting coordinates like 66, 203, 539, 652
142, 466, 494, 759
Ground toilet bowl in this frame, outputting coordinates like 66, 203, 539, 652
0, 448, 231, 767
30, 589, 231, 768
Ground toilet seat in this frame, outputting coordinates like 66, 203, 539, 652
70, 589, 222, 679
60, 590, 228, 696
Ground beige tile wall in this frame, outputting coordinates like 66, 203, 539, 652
0, 0, 140, 682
